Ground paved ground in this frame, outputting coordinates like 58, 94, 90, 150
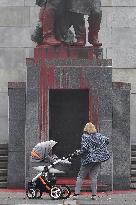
0, 190, 136, 205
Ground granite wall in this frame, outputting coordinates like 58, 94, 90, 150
8, 82, 26, 188
112, 82, 131, 190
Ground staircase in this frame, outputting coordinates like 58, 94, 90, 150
0, 144, 8, 188
131, 145, 136, 189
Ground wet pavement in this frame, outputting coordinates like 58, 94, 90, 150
0, 190, 136, 205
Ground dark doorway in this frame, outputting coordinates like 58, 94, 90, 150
49, 89, 89, 177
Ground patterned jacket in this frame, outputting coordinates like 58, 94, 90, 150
80, 132, 110, 166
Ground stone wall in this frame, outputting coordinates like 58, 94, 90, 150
8, 82, 26, 188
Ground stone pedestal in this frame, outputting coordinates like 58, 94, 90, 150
8, 82, 26, 188
25, 45, 113, 189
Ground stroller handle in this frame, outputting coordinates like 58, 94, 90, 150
48, 149, 81, 169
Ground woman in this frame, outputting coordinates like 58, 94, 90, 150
73, 122, 110, 200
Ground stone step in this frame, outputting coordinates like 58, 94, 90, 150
0, 175, 7, 181
131, 164, 136, 169
0, 162, 7, 169
0, 156, 8, 162
0, 169, 8, 176
131, 145, 136, 151
0, 182, 7, 188
131, 177, 136, 182
0, 144, 8, 150
0, 150, 8, 156
131, 183, 136, 189
131, 151, 136, 157
131, 157, 136, 163
131, 170, 136, 175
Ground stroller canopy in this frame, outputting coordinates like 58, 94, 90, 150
36, 140, 58, 154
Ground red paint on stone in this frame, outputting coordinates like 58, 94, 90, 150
34, 45, 99, 139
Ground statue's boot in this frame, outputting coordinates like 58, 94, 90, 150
88, 31, 102, 47
40, 8, 61, 45
74, 37, 85, 46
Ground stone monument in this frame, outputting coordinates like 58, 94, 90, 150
7, 0, 131, 191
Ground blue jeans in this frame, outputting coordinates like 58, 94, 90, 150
75, 162, 101, 195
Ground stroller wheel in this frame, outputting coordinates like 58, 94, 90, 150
49, 186, 62, 200
60, 185, 71, 199
35, 189, 42, 199
26, 188, 35, 199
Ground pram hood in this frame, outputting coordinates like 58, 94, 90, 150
35, 140, 58, 154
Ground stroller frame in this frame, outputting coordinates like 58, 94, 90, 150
26, 150, 80, 200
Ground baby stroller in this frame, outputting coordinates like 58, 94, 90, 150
26, 149, 80, 200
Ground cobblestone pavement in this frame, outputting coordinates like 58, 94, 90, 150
0, 190, 136, 205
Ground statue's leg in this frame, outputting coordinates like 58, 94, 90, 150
71, 12, 86, 46
88, 0, 102, 47
39, 0, 63, 45
54, 11, 72, 42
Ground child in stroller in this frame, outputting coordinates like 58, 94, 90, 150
26, 140, 80, 200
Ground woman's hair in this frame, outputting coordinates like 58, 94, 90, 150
83, 122, 97, 134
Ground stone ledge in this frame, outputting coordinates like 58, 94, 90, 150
112, 82, 131, 90
8, 82, 26, 89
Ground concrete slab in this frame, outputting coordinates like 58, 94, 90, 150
0, 0, 24, 6
0, 27, 34, 47
0, 7, 30, 27
112, 7, 136, 28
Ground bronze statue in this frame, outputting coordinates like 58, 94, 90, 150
32, 0, 102, 47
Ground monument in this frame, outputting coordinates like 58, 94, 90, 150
7, 0, 131, 191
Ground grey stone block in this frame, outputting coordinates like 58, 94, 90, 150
112, 7, 136, 28
99, 90, 113, 120
8, 82, 26, 188
112, 69, 136, 92
130, 94, 136, 144
25, 48, 34, 58
99, 27, 112, 48
112, 28, 136, 48
27, 65, 39, 90
25, 62, 40, 183
101, 0, 112, 6
7, 151, 25, 188
85, 67, 112, 91
112, 82, 131, 190
112, 48, 136, 68
0, 48, 25, 70
0, 92, 8, 116
0, 27, 34, 47
112, 0, 136, 6
0, 7, 30, 27
98, 120, 112, 187
0, 0, 24, 6
101, 7, 112, 28
8, 88, 26, 120
30, 6, 40, 27
8, 119, 25, 151
0, 117, 8, 139
0, 68, 26, 85
106, 47, 112, 60
25, 0, 36, 6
